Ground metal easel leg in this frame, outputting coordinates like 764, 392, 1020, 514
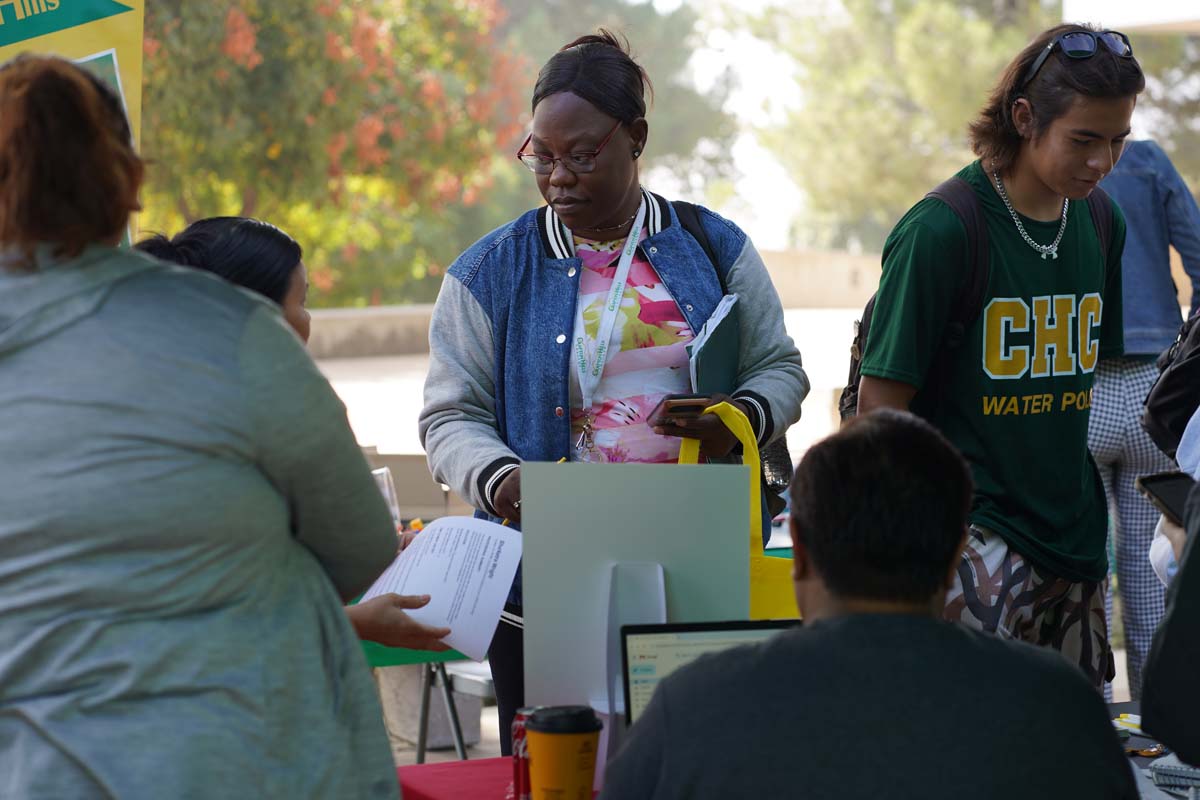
435, 662, 468, 760
416, 663, 432, 764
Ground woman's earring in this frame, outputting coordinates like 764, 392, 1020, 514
632, 149, 641, 158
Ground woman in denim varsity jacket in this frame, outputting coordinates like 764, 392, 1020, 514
418, 32, 807, 753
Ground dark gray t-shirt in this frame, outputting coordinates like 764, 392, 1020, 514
602, 614, 1136, 800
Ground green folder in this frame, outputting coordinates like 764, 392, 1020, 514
361, 639, 466, 668
688, 294, 740, 395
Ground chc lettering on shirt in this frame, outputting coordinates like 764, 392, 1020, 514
980, 292, 1102, 416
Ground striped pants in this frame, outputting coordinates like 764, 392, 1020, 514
1088, 358, 1173, 699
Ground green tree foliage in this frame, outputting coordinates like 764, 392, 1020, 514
1129, 32, 1200, 192
141, 0, 526, 305
439, 0, 739, 271
759, 2, 1200, 251
756, 0, 1056, 250
501, 0, 736, 186
140, 0, 734, 307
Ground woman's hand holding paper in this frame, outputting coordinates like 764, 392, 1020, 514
347, 594, 452, 651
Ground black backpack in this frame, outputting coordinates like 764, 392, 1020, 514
673, 200, 793, 518
1142, 313, 1200, 459
838, 178, 1114, 420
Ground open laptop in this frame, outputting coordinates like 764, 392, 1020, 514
621, 620, 799, 726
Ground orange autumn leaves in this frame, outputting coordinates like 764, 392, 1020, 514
221, 8, 263, 71
147, 2, 524, 201
140, 0, 530, 304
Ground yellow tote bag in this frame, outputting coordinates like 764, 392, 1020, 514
678, 402, 799, 619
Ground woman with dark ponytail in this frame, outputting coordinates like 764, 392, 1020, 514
420, 31, 809, 751
139, 218, 455, 652
0, 55, 400, 797
139, 217, 311, 341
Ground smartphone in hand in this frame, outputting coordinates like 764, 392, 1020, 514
1135, 471, 1197, 527
648, 393, 713, 426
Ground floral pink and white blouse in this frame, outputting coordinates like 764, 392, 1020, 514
568, 227, 695, 464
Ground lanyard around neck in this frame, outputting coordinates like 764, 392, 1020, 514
572, 198, 648, 414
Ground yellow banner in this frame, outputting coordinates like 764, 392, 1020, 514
0, 0, 145, 145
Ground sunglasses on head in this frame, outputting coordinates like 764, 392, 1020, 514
1019, 30, 1134, 91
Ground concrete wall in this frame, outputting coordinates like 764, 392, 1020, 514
362, 449, 475, 522
759, 248, 880, 309
308, 248, 881, 360
308, 305, 435, 361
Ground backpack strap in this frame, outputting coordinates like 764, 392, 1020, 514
1085, 186, 1114, 267
925, 176, 990, 343
671, 199, 792, 516
672, 200, 728, 294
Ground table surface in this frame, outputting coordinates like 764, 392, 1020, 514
395, 704, 1172, 799
397, 757, 509, 800
1111, 702, 1161, 769
1110, 701, 1185, 800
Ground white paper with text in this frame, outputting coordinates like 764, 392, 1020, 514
360, 516, 522, 660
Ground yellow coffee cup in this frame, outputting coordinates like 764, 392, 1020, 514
525, 705, 603, 800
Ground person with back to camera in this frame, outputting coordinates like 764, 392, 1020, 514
139, 218, 451, 651
1088, 139, 1200, 697
856, 24, 1145, 688
602, 410, 1137, 800
419, 30, 808, 753
1141, 404, 1200, 763
0, 56, 400, 798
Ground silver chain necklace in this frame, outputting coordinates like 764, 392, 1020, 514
991, 170, 1069, 260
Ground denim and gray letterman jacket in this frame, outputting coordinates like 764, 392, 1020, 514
419, 189, 808, 523
1099, 140, 1200, 355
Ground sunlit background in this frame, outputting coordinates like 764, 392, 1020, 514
131, 0, 1200, 740
136, 0, 1200, 461
140, 1, 1200, 291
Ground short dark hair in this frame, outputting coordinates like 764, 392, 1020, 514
531, 29, 653, 123
788, 410, 973, 604
137, 217, 302, 304
969, 23, 1145, 171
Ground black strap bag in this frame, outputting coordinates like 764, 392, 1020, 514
1143, 313, 1200, 459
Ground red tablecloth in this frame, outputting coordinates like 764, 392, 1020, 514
398, 757, 510, 800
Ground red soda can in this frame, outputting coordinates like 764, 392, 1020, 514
511, 706, 540, 800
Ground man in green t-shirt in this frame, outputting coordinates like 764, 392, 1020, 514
858, 25, 1145, 689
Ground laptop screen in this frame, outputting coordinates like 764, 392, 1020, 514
621, 620, 799, 726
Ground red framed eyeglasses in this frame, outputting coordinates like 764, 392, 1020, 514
516, 120, 623, 175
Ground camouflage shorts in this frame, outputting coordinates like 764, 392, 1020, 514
944, 525, 1114, 689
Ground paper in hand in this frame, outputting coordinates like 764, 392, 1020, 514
361, 516, 522, 660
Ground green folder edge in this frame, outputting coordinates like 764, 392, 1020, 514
350, 595, 468, 667
688, 297, 740, 397
361, 640, 466, 668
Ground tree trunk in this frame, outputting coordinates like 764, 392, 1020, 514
176, 194, 195, 225
992, 0, 1022, 27
240, 186, 258, 219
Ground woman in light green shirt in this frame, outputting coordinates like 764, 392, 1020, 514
0, 56, 400, 798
